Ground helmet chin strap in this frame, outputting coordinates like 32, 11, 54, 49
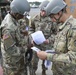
54, 11, 63, 24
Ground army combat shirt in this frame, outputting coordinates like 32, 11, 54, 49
47, 16, 76, 75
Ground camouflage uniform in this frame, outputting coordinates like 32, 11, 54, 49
47, 16, 76, 75
1, 13, 28, 75
30, 13, 58, 74
19, 18, 29, 36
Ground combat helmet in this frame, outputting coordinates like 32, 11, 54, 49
39, 0, 49, 10
10, 0, 30, 15
44, 0, 67, 16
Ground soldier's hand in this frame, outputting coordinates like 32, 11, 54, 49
43, 39, 49, 44
27, 43, 33, 49
37, 51, 48, 60
31, 40, 37, 45
25, 48, 33, 61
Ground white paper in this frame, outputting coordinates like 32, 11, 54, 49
31, 46, 40, 52
26, 15, 31, 19
44, 50, 55, 68
45, 49, 55, 53
25, 26, 29, 31
44, 60, 51, 68
31, 47, 55, 68
31, 31, 46, 45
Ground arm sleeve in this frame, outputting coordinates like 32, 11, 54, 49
3, 29, 21, 56
47, 28, 76, 64
48, 34, 55, 44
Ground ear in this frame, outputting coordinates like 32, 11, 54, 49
58, 11, 62, 15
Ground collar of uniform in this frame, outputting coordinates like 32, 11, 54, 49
0, 13, 12, 28
10, 14, 20, 26
41, 16, 51, 22
59, 15, 73, 31
33, 13, 41, 21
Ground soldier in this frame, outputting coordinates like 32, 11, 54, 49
0, 0, 30, 75
37, 0, 76, 75
30, 0, 58, 75
18, 16, 30, 60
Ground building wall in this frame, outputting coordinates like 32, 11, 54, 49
65, 0, 76, 18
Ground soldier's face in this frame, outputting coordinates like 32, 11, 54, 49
49, 14, 60, 22
17, 14, 24, 19
40, 11, 46, 17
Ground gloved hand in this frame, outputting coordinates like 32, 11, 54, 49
43, 39, 49, 44
25, 48, 33, 61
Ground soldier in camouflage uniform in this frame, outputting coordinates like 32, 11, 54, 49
37, 0, 76, 75
0, 0, 30, 75
18, 17, 29, 55
30, 0, 58, 75
18, 16, 30, 59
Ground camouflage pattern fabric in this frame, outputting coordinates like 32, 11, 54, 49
31, 14, 59, 50
30, 13, 59, 74
1, 13, 28, 75
47, 16, 76, 75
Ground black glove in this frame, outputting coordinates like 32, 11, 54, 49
25, 48, 33, 61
